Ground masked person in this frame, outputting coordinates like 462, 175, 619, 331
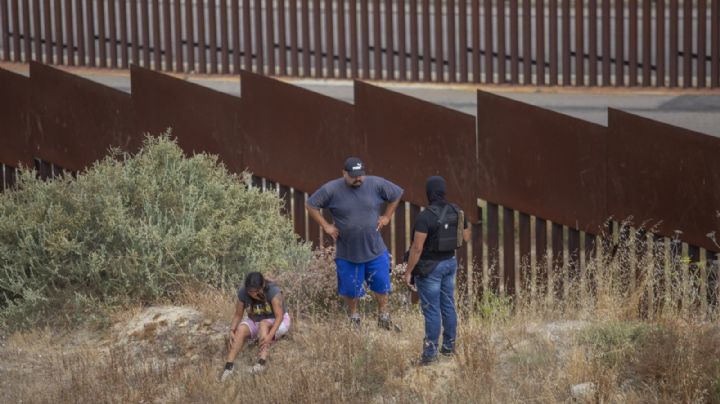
403, 176, 470, 364
307, 157, 403, 329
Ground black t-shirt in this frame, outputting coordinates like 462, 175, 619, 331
412, 201, 469, 261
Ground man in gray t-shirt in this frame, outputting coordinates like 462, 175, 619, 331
306, 157, 403, 330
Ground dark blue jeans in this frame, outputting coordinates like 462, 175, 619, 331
415, 256, 458, 358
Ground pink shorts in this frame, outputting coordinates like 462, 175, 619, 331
240, 313, 291, 340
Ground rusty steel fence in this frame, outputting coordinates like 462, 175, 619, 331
2, 62, 720, 307
1, 0, 720, 87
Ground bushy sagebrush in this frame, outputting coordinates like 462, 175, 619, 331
0, 135, 310, 328
274, 247, 341, 316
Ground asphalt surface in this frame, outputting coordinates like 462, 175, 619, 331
2, 62, 719, 137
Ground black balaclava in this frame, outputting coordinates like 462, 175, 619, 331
426, 176, 447, 204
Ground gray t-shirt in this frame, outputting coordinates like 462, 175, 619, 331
237, 283, 287, 322
307, 176, 404, 263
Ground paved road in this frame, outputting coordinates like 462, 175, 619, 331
99, 70, 720, 137
3, 62, 719, 136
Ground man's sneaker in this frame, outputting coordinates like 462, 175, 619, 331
440, 347, 455, 356
349, 314, 361, 329
377, 313, 392, 330
419, 354, 438, 366
218, 368, 234, 382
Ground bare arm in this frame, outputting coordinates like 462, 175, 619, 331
229, 300, 245, 334
377, 199, 401, 231
463, 227, 471, 243
306, 206, 339, 240
403, 231, 428, 287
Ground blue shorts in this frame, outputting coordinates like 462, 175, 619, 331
335, 250, 392, 298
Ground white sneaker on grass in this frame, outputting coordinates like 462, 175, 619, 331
250, 363, 266, 374
219, 368, 234, 382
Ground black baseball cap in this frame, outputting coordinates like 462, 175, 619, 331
343, 157, 366, 177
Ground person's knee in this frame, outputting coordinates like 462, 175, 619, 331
234, 323, 251, 340
258, 321, 271, 334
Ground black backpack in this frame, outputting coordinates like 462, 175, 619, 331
426, 204, 464, 252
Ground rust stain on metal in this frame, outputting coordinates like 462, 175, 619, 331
239, 70, 357, 193
608, 109, 720, 252
130, 65, 244, 173
28, 62, 139, 171
0, 68, 33, 167
476, 90, 607, 232
354, 81, 479, 222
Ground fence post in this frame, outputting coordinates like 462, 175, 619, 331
628, 0, 638, 86
95, 0, 105, 67
484, 0, 493, 83
549, 0, 558, 85
350, 0, 359, 78
518, 212, 531, 294
278, 0, 287, 75
712, 0, 719, 87
65, 0, 74, 65
448, 0, 457, 83
536, 217, 548, 297
174, 0, 183, 71
669, 0, 678, 87
486, 202, 500, 294
536, 0, 545, 85
385, 0, 394, 80
522, 0, 531, 85
589, 0, 598, 86
698, 0, 707, 88
372, 0, 383, 80
472, 204, 485, 301
682, 0, 692, 88
510, 0, 519, 84
266, 0, 275, 75
313, 0, 321, 78
656, 0, 665, 86
325, 0, 335, 78
642, 0, 651, 86
575, 0, 584, 86
497, 0, 506, 83
561, 0, 570, 86
398, 0, 407, 81
615, 0, 625, 86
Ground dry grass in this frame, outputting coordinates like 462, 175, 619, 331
2, 241, 720, 403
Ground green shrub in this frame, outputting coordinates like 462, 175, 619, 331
474, 290, 513, 321
0, 134, 310, 329
580, 321, 652, 367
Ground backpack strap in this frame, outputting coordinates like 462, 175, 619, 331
427, 204, 451, 219
436, 204, 451, 224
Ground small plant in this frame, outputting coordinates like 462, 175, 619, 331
474, 290, 513, 321
580, 321, 651, 367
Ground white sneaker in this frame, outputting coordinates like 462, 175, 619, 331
219, 368, 234, 382
250, 363, 266, 374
